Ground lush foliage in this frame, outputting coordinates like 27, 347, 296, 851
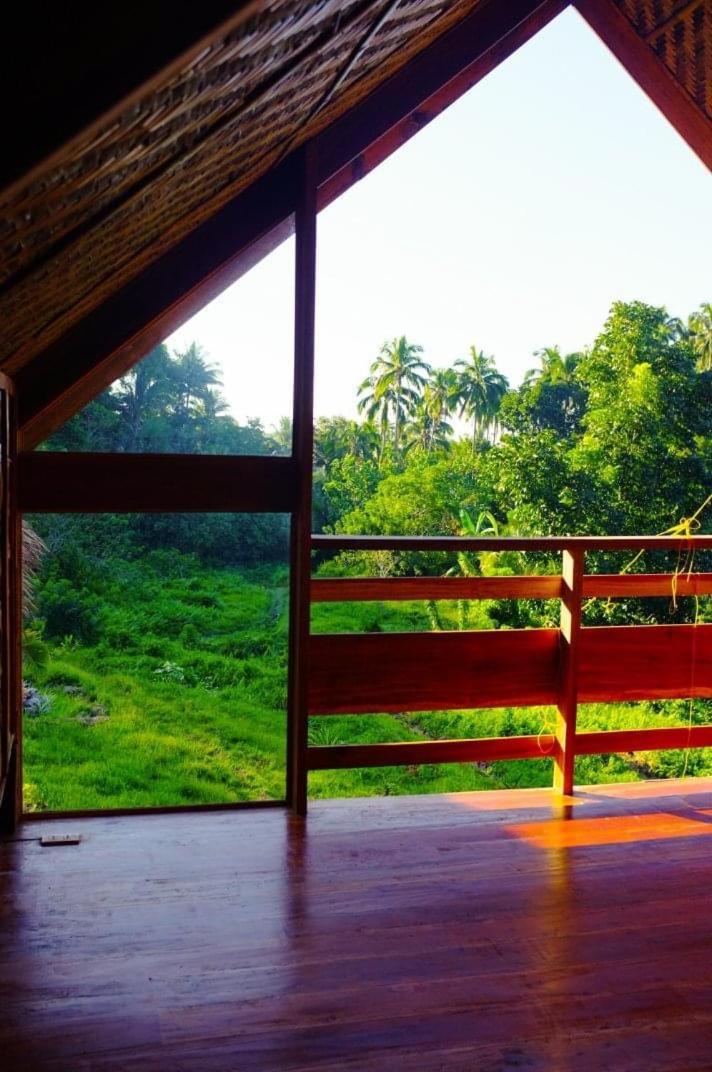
24, 300, 712, 809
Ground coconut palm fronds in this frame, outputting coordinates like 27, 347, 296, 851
22, 523, 46, 617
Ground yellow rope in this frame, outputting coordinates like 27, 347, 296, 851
619, 493, 712, 776
546, 493, 712, 765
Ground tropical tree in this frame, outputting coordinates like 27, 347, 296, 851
403, 401, 453, 453
313, 417, 379, 468
113, 344, 173, 451
445, 508, 500, 629
507, 346, 587, 439
523, 346, 581, 387
171, 343, 223, 420
689, 303, 712, 371
357, 336, 431, 458
453, 346, 509, 447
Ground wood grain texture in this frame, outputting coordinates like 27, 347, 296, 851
583, 572, 712, 597
308, 629, 560, 714
554, 549, 584, 794
311, 572, 712, 602
576, 726, 712, 754
286, 145, 317, 817
7, 781, 712, 1069
578, 624, 712, 702
307, 734, 555, 770
18, 452, 297, 513
311, 575, 563, 601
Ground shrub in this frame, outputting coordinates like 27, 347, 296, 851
38, 579, 102, 644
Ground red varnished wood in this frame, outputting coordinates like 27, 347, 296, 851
6, 781, 712, 1068
583, 572, 712, 598
307, 734, 555, 770
576, 726, 712, 755
19, 451, 297, 513
578, 624, 712, 702
287, 145, 317, 817
308, 628, 560, 714
311, 572, 712, 603
313, 533, 712, 552
310, 575, 563, 602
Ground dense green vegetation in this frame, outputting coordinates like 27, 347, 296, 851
23, 300, 712, 810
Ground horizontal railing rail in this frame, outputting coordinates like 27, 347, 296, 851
307, 535, 712, 794
312, 533, 712, 552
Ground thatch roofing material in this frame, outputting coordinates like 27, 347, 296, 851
0, 0, 482, 372
617, 0, 711, 119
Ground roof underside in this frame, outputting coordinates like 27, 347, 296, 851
1, 0, 710, 444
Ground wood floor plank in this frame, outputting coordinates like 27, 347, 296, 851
4, 780, 712, 1069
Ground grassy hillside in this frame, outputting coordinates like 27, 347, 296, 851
22, 557, 709, 812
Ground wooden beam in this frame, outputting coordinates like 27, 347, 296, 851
317, 0, 569, 207
583, 572, 712, 598
309, 629, 560, 714
307, 734, 555, 770
553, 549, 584, 795
578, 624, 712, 702
18, 452, 298, 514
0, 379, 21, 832
310, 572, 712, 602
575, 0, 712, 171
313, 534, 712, 552
286, 145, 318, 817
16, 0, 566, 448
576, 725, 712, 754
310, 575, 563, 602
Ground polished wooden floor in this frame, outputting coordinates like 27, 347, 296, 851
4, 781, 712, 1070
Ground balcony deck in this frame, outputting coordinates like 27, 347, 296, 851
4, 781, 712, 1069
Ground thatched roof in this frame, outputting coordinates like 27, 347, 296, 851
1, 0, 710, 445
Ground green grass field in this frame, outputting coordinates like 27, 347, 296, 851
22, 559, 712, 811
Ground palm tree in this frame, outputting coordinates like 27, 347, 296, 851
114, 344, 173, 451
403, 401, 452, 453
688, 303, 712, 371
453, 346, 508, 448
523, 346, 580, 387
357, 336, 431, 457
171, 343, 223, 419
313, 418, 380, 467
425, 368, 457, 423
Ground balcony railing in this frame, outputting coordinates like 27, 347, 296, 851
308, 535, 712, 793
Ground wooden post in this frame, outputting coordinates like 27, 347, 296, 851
0, 377, 21, 832
553, 548, 584, 796
287, 143, 318, 817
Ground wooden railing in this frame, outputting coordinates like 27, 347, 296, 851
307, 535, 712, 793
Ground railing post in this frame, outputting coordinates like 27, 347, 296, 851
553, 548, 584, 795
286, 142, 318, 818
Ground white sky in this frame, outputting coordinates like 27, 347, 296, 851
168, 7, 712, 426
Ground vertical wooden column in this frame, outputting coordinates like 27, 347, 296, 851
0, 376, 21, 831
553, 548, 584, 795
287, 143, 318, 816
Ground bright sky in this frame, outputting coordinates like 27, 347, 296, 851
168, 7, 712, 426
